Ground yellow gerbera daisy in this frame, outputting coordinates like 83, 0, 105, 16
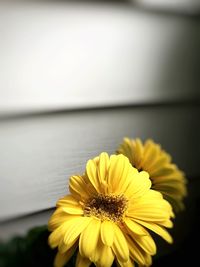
48, 153, 174, 267
117, 138, 187, 212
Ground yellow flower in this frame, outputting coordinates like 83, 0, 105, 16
117, 138, 187, 212
48, 153, 174, 267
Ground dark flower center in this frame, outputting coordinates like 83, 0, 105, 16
84, 194, 128, 222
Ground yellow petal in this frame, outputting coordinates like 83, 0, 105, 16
101, 220, 114, 246
116, 258, 135, 267
75, 252, 91, 267
107, 154, 133, 194
69, 175, 90, 200
54, 242, 77, 267
86, 159, 100, 192
163, 194, 185, 212
124, 171, 151, 199
143, 253, 152, 266
150, 165, 175, 177
117, 138, 135, 165
97, 152, 109, 189
147, 154, 171, 173
133, 219, 173, 243
79, 218, 101, 259
62, 205, 83, 215
49, 219, 76, 248
124, 218, 147, 236
48, 208, 70, 231
56, 195, 78, 207
132, 233, 156, 255
127, 193, 172, 222
153, 182, 187, 197
156, 219, 173, 228
142, 141, 160, 170
152, 170, 185, 183
57, 195, 83, 215
95, 242, 114, 267
133, 138, 144, 169
112, 224, 129, 262
59, 217, 91, 253
126, 234, 149, 266
127, 208, 170, 222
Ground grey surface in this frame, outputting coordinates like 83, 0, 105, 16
0, 1, 198, 115
0, 105, 199, 221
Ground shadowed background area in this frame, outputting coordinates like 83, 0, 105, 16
0, 0, 199, 266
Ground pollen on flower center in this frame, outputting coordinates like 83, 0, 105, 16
84, 194, 128, 222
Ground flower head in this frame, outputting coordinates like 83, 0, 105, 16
48, 153, 173, 267
117, 138, 187, 212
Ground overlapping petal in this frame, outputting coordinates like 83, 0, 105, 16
117, 138, 187, 212
54, 243, 77, 267
112, 223, 129, 263
79, 218, 101, 260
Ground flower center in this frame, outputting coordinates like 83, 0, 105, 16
84, 194, 128, 222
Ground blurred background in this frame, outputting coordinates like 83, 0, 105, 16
0, 0, 199, 266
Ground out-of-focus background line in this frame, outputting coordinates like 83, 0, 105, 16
0, 101, 199, 121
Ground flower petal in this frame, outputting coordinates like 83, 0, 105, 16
97, 152, 109, 189
117, 137, 135, 164
101, 220, 114, 246
132, 138, 144, 169
112, 224, 129, 262
57, 195, 84, 215
48, 208, 70, 231
107, 154, 132, 194
127, 190, 173, 222
127, 208, 170, 222
128, 200, 172, 222
48, 218, 77, 248
133, 219, 173, 243
142, 140, 160, 170
132, 233, 156, 255
75, 252, 91, 267
69, 175, 90, 200
86, 159, 100, 192
124, 171, 151, 199
125, 234, 150, 266
62, 205, 83, 215
59, 217, 92, 253
94, 240, 114, 267
54, 242, 77, 267
116, 258, 135, 267
56, 195, 78, 207
116, 137, 187, 213
79, 218, 101, 259
124, 218, 147, 236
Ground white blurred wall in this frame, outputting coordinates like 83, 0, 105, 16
0, 1, 198, 115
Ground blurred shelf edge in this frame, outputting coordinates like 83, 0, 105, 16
0, 100, 199, 121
